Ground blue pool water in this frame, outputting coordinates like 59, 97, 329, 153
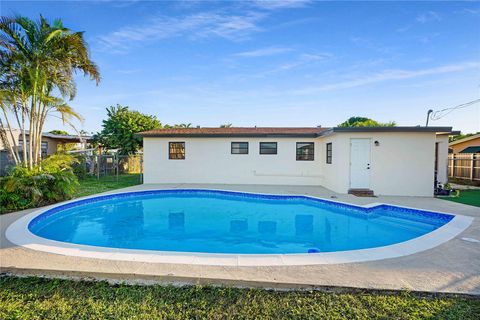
29, 190, 453, 254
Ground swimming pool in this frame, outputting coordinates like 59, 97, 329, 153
6, 189, 473, 266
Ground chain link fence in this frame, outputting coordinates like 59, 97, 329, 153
74, 153, 143, 182
0, 150, 15, 176
1, 148, 143, 186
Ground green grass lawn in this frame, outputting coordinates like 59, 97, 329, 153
4, 179, 479, 319
439, 190, 480, 208
74, 174, 142, 198
0, 277, 478, 320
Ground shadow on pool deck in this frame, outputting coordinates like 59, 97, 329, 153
1, 183, 479, 295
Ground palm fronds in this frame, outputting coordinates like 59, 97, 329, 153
0, 14, 100, 167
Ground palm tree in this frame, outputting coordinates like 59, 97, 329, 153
175, 123, 192, 128
0, 15, 100, 167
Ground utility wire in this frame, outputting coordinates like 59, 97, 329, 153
430, 98, 480, 121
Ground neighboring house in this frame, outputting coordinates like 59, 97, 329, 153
0, 129, 91, 157
137, 126, 454, 197
449, 133, 480, 154
0, 129, 91, 175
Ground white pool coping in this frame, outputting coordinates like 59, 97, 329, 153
5, 189, 474, 267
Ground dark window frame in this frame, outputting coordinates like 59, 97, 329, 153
169, 142, 185, 160
259, 142, 278, 155
326, 142, 332, 164
231, 142, 249, 154
18, 140, 48, 157
296, 142, 315, 161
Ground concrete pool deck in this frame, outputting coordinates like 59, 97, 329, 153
1, 183, 480, 295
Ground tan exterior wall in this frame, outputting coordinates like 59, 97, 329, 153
0, 131, 57, 155
0, 129, 21, 151
42, 137, 59, 155
144, 132, 439, 197
450, 137, 480, 153
0, 129, 85, 156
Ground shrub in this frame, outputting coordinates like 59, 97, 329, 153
71, 154, 89, 179
0, 154, 79, 213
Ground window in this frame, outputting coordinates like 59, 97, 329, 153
41, 141, 48, 158
169, 142, 185, 159
260, 142, 277, 155
296, 142, 314, 161
326, 143, 332, 164
231, 142, 248, 154
18, 140, 48, 157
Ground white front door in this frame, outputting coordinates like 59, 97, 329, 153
350, 139, 371, 189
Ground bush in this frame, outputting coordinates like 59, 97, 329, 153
71, 154, 89, 179
0, 154, 79, 213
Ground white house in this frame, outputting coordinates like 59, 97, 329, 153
137, 126, 455, 197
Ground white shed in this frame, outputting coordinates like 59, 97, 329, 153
137, 126, 455, 197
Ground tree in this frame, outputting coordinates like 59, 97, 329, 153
93, 105, 161, 154
49, 130, 69, 135
176, 123, 192, 128
0, 15, 100, 168
338, 117, 396, 127
449, 132, 480, 143
164, 123, 193, 129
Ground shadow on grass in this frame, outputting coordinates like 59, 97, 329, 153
1, 276, 479, 319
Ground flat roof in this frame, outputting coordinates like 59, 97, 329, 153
330, 126, 455, 134
40, 132, 92, 141
137, 126, 456, 138
137, 127, 328, 138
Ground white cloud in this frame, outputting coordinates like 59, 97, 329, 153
251, 0, 312, 10
95, 1, 311, 53
299, 53, 332, 61
234, 46, 292, 57
292, 61, 480, 94
398, 10, 443, 32
251, 52, 332, 77
116, 69, 140, 74
416, 11, 442, 24
350, 36, 395, 54
94, 0, 141, 8
463, 8, 480, 16
96, 11, 265, 52
277, 53, 331, 70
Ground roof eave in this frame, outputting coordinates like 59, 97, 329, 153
449, 133, 480, 146
136, 133, 320, 138
331, 126, 454, 134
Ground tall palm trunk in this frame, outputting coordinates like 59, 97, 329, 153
28, 96, 35, 169
29, 66, 40, 168
21, 101, 27, 165
11, 104, 24, 162
12, 100, 28, 164
35, 83, 47, 163
0, 117, 19, 164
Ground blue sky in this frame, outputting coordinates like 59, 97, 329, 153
2, 0, 480, 133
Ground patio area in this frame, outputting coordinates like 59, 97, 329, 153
1, 183, 479, 295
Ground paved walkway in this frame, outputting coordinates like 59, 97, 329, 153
1, 184, 479, 295
450, 183, 480, 190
